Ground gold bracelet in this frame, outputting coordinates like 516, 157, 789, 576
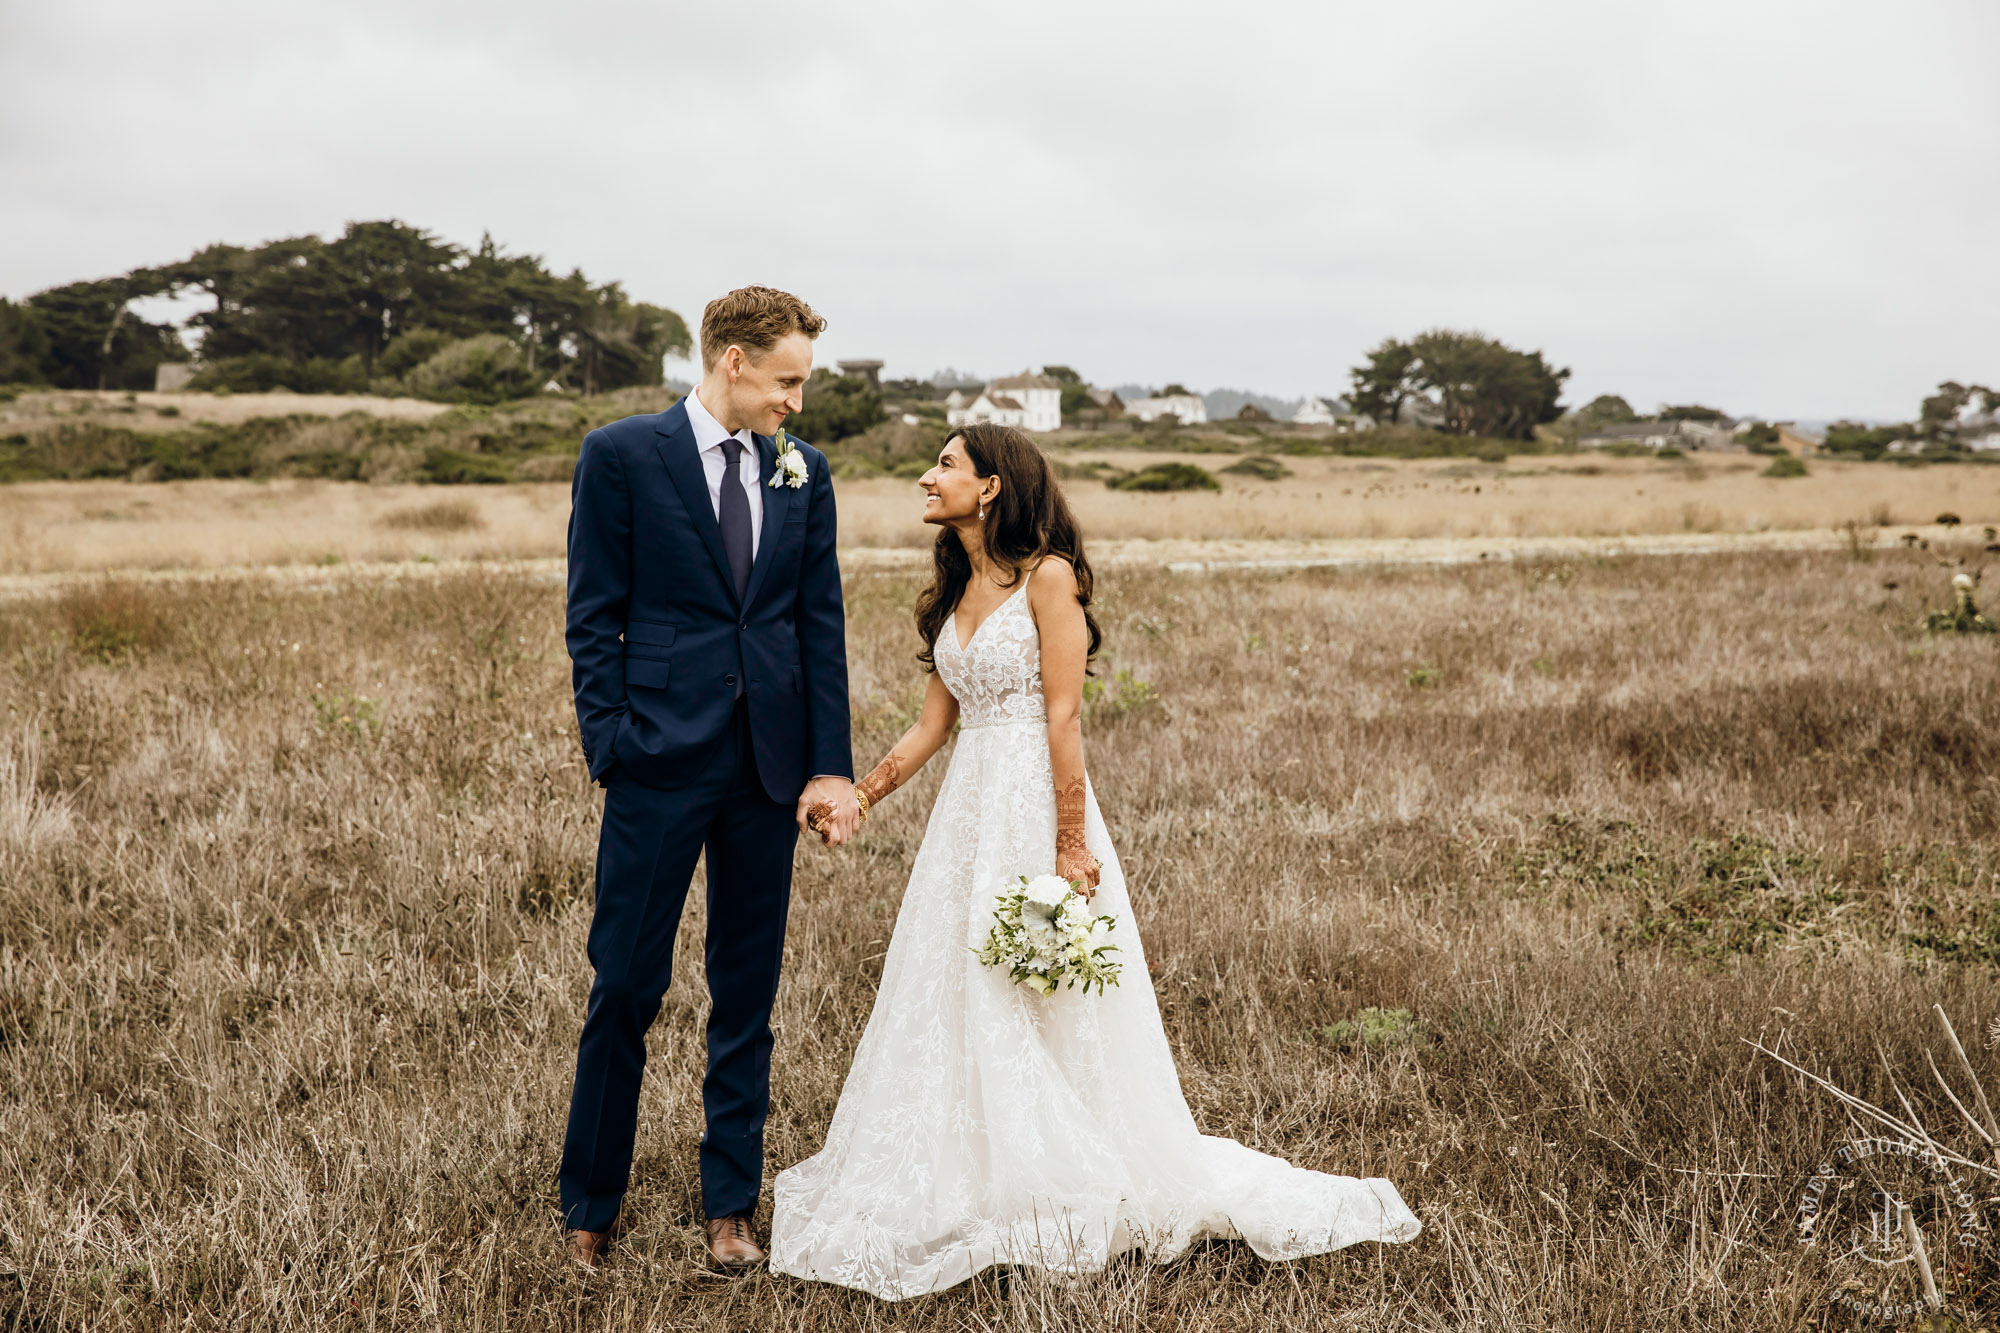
855, 789, 871, 822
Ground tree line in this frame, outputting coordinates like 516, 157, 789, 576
0, 221, 690, 403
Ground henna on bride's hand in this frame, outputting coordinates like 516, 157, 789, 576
805, 801, 835, 842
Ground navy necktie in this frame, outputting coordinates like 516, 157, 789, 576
719, 437, 753, 603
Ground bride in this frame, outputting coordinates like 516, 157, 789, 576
774, 424, 1420, 1299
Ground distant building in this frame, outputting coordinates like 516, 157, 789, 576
1087, 387, 1125, 417
1962, 419, 2000, 451
837, 359, 884, 389
946, 370, 1062, 433
1126, 393, 1208, 425
154, 363, 197, 392
1292, 395, 1338, 426
1579, 419, 1740, 451
947, 391, 1033, 431
1775, 424, 1822, 457
1236, 403, 1272, 421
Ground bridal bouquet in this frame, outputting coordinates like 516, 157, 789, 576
974, 874, 1122, 996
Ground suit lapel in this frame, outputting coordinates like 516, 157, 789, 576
739, 432, 794, 611
652, 401, 737, 603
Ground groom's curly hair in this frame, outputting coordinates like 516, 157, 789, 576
699, 286, 827, 370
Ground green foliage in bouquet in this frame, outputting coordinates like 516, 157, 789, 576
974, 874, 1123, 996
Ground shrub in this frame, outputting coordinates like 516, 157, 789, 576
374, 328, 456, 380
420, 446, 509, 484
1760, 455, 1808, 478
788, 370, 885, 444
401, 335, 537, 405
1740, 423, 1784, 455
377, 499, 486, 533
188, 355, 369, 395
1219, 454, 1291, 481
1106, 462, 1220, 492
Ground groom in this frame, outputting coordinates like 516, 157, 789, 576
560, 286, 860, 1271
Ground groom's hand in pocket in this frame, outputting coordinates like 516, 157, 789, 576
798, 776, 861, 846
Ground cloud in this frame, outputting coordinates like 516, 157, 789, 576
2, 0, 1995, 417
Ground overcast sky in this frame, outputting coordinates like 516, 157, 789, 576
3, 0, 1995, 420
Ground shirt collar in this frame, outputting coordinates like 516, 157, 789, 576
685, 387, 754, 453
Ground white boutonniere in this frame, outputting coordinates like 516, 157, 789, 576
770, 430, 809, 489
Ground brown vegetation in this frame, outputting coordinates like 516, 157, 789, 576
2, 455, 1997, 574
4, 546, 1999, 1328
374, 498, 487, 534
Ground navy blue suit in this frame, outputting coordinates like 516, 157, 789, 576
560, 398, 852, 1231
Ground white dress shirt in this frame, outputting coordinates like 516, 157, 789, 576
685, 389, 842, 789
684, 387, 763, 557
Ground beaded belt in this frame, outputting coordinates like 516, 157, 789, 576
958, 714, 1047, 732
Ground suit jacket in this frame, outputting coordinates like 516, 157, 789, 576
565, 398, 852, 800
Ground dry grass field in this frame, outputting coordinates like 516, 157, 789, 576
4, 536, 2000, 1330
2, 453, 1997, 574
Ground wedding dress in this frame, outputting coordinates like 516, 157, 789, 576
770, 583, 1420, 1299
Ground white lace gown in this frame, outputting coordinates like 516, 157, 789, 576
770, 585, 1421, 1300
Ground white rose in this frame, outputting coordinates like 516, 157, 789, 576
1022, 874, 1074, 920
1954, 573, 1975, 591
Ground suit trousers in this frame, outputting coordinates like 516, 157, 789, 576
559, 698, 799, 1231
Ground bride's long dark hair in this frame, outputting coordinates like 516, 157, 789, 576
914, 423, 1103, 672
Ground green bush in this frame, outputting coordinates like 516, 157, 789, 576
401, 335, 538, 405
1761, 455, 1808, 478
1739, 422, 1783, 455
788, 370, 885, 444
419, 446, 510, 484
1105, 462, 1220, 492
1219, 454, 1291, 481
188, 354, 368, 395
375, 328, 456, 380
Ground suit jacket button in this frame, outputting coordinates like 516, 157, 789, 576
725, 674, 737, 687
740, 620, 748, 630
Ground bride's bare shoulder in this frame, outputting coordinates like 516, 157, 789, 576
1024, 555, 1080, 612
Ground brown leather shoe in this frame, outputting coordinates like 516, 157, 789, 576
705, 1215, 765, 1269
568, 1228, 608, 1270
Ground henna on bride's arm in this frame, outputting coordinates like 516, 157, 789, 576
1054, 776, 1099, 890
855, 753, 905, 810
1055, 776, 1086, 828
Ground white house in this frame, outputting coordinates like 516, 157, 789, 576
946, 391, 1033, 431
946, 370, 1063, 433
1292, 395, 1338, 426
1958, 415, 2000, 451
1580, 419, 1740, 451
1126, 393, 1208, 425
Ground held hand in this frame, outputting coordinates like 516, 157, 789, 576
797, 776, 861, 846
1056, 845, 1100, 900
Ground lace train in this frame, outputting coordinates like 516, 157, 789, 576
770, 585, 1420, 1299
